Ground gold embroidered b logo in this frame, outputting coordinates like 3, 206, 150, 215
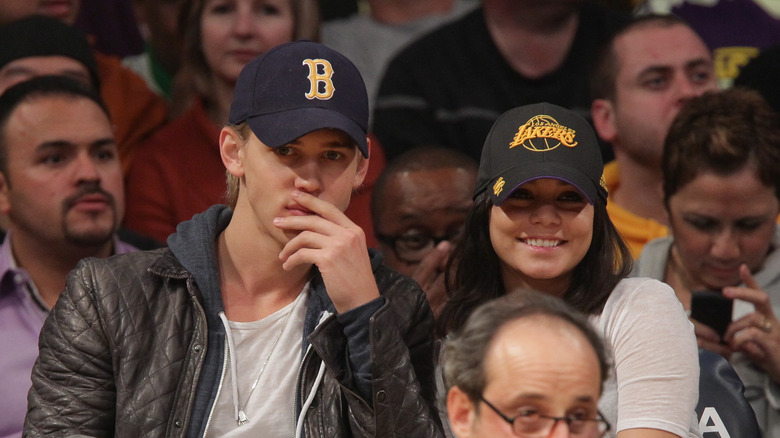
302, 59, 335, 100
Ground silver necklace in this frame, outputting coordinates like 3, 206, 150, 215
222, 292, 303, 426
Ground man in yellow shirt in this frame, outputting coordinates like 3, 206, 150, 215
590, 14, 717, 257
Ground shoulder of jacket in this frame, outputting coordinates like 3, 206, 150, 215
75, 248, 189, 281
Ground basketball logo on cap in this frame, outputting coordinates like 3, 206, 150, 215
509, 115, 578, 151
302, 59, 335, 100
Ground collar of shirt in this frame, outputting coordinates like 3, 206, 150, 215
0, 231, 138, 311
0, 232, 45, 311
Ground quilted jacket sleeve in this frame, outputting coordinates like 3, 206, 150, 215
308, 266, 444, 437
367, 272, 443, 437
24, 260, 117, 437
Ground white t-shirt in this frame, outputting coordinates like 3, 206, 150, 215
206, 290, 309, 437
591, 277, 701, 438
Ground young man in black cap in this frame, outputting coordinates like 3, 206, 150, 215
25, 41, 442, 438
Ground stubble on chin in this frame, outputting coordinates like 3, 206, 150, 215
61, 185, 119, 248
62, 209, 117, 248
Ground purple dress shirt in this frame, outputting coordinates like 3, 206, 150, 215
0, 234, 137, 438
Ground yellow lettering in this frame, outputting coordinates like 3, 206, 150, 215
510, 124, 528, 148
560, 131, 578, 147
302, 59, 335, 100
510, 118, 579, 150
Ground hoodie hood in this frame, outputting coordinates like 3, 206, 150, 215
168, 204, 233, 324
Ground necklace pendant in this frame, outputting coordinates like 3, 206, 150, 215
238, 410, 248, 426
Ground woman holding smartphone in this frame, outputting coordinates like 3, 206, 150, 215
634, 87, 780, 435
440, 103, 700, 437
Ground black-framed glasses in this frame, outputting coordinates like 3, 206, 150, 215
376, 231, 458, 263
479, 396, 611, 437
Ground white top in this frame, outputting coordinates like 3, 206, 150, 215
591, 277, 701, 438
206, 290, 309, 437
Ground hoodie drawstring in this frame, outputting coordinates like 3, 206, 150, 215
218, 311, 246, 425
295, 360, 326, 438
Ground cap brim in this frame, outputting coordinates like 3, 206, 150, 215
490, 162, 598, 206
245, 107, 368, 157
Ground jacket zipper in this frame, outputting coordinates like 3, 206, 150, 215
295, 309, 332, 438
294, 343, 313, 437
201, 341, 229, 437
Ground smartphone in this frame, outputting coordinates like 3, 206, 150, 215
690, 290, 733, 339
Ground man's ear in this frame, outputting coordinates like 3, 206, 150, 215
447, 386, 476, 438
220, 126, 245, 178
0, 172, 11, 215
591, 98, 618, 144
352, 136, 370, 190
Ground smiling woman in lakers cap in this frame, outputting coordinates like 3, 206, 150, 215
439, 103, 701, 438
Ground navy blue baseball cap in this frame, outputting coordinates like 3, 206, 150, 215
475, 103, 608, 206
229, 40, 369, 157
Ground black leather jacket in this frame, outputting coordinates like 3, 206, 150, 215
24, 206, 443, 437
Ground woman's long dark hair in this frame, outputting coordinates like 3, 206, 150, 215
438, 191, 633, 337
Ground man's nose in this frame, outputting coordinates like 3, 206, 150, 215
75, 154, 101, 183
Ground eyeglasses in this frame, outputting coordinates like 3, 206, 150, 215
479, 396, 611, 437
376, 230, 459, 263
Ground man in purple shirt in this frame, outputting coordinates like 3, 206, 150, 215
0, 75, 137, 438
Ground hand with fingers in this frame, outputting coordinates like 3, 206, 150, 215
722, 264, 780, 383
409, 240, 452, 318
274, 190, 380, 313
692, 318, 734, 359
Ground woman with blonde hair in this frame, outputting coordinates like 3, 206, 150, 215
125, 0, 319, 242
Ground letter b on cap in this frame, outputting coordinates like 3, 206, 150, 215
303, 59, 335, 100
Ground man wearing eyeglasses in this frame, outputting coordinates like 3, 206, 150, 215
371, 146, 477, 318
444, 290, 611, 438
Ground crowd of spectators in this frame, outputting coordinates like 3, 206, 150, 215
2, 0, 780, 437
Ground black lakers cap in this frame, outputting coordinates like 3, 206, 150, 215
229, 40, 369, 157
475, 102, 607, 205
